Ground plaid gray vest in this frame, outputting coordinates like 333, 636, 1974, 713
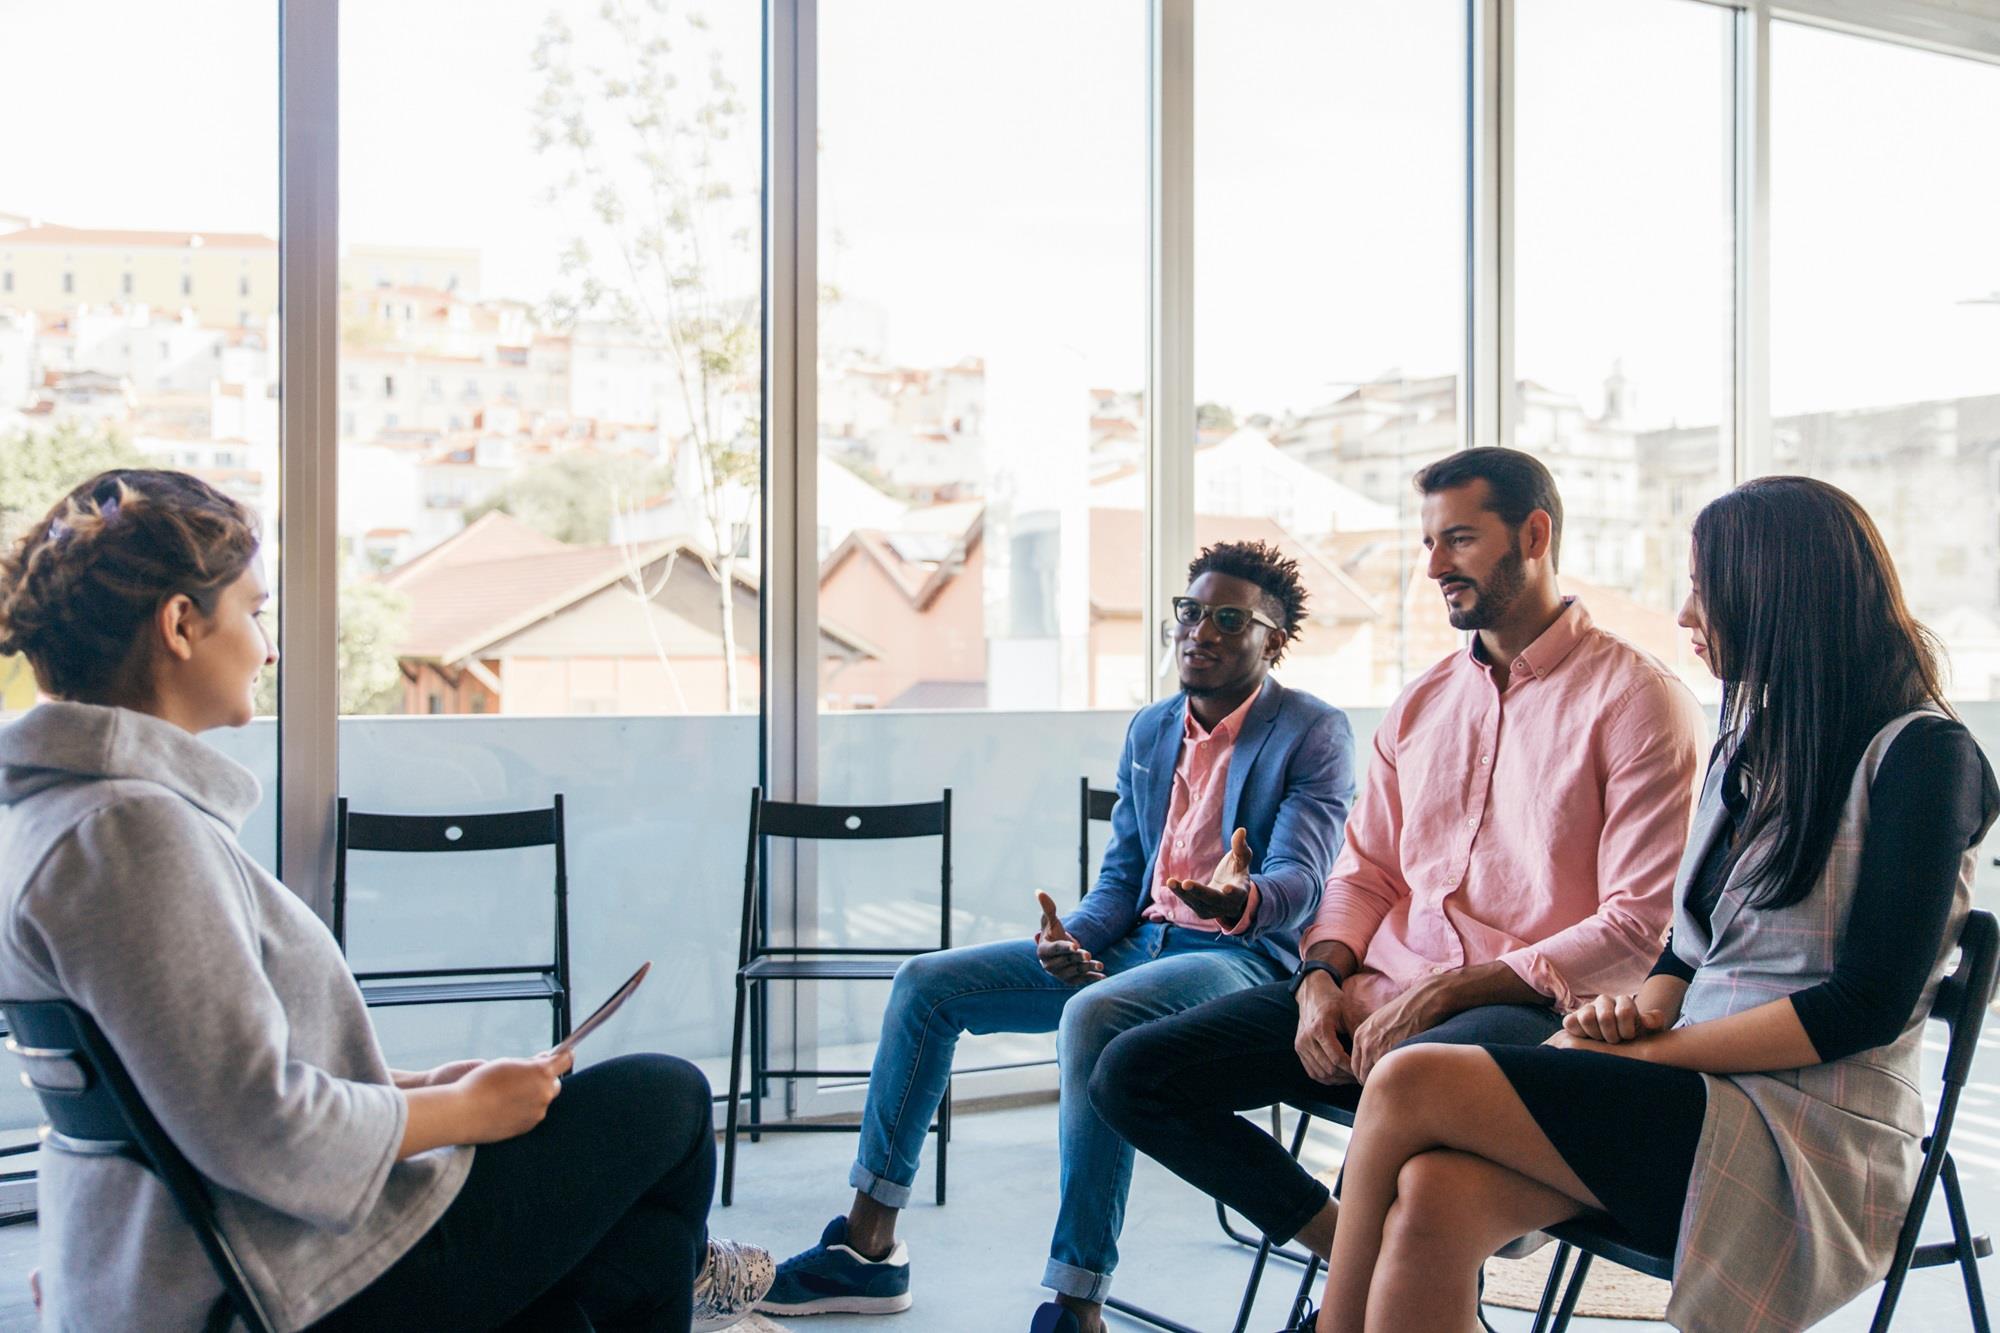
1663, 710, 1971, 1331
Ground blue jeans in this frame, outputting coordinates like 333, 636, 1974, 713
849, 922, 1286, 1301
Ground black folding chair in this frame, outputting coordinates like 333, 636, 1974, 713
1530, 907, 2000, 1333
334, 795, 573, 1048
1080, 778, 1118, 900
0, 1017, 36, 1225
0, 999, 276, 1333
722, 787, 952, 1207
949, 780, 1118, 1088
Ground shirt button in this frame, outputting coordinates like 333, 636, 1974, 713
1480, 754, 1491, 765
1431, 965, 1447, 975
1465, 816, 1477, 828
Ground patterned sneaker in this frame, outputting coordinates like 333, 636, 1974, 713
757, 1215, 913, 1316
692, 1236, 777, 1332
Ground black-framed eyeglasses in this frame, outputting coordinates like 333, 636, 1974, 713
1170, 597, 1279, 637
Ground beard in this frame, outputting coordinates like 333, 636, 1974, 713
1443, 548, 1527, 631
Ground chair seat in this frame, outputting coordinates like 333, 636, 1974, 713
1287, 1097, 1358, 1129
741, 956, 907, 982
1548, 1216, 1674, 1281
359, 974, 562, 1008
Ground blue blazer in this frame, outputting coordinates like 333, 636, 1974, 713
1064, 677, 1354, 972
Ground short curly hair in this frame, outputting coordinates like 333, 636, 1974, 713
1186, 539, 1309, 661
0, 469, 260, 702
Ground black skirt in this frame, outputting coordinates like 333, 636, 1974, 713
1481, 1044, 1708, 1256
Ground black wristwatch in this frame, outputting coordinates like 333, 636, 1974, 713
1289, 958, 1345, 996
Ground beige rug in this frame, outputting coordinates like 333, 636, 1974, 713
1482, 1244, 1671, 1321
732, 1318, 792, 1333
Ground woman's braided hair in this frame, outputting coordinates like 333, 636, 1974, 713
0, 469, 260, 702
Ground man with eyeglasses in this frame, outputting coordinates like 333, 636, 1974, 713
760, 541, 1354, 1333
1092, 449, 1704, 1322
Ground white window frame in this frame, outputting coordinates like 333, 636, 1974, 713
266, 0, 2000, 1106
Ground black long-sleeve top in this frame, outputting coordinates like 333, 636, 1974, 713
1649, 715, 1999, 1062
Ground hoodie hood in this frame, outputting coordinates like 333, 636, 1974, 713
0, 702, 260, 831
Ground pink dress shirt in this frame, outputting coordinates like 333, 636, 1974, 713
1142, 689, 1262, 935
1301, 599, 1703, 1016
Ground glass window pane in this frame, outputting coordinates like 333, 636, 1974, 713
816, 0, 1147, 716
812, 0, 1147, 1083
0, 0, 280, 1131
1194, 0, 1466, 707
337, 1, 762, 1081
1771, 22, 2000, 701
1515, 0, 1733, 701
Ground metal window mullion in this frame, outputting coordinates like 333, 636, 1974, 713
1735, 2, 1772, 483
278, 0, 341, 920
1147, 0, 1195, 696
763, 0, 819, 1120
1467, 0, 1514, 450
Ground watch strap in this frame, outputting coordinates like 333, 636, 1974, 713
1291, 958, 1344, 994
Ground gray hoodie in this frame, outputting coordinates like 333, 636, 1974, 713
0, 703, 471, 1331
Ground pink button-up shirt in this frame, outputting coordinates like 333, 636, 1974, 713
1301, 599, 1703, 1015
1142, 689, 1262, 935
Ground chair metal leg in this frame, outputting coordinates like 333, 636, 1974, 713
1231, 1234, 1280, 1333
1287, 1254, 1324, 1327
722, 977, 749, 1207
749, 980, 765, 1143
1942, 1154, 1993, 1333
1103, 1295, 1204, 1333
935, 1076, 951, 1206
1217, 1111, 1318, 1264
1549, 1250, 1593, 1333
1529, 1242, 1574, 1333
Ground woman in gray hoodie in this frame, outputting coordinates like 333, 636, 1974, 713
0, 470, 771, 1332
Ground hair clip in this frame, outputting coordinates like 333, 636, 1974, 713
98, 494, 121, 522
48, 519, 71, 542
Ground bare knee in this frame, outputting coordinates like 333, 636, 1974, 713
1358, 1044, 1467, 1127
1383, 1151, 1485, 1254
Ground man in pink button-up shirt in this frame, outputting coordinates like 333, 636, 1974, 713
1095, 447, 1703, 1273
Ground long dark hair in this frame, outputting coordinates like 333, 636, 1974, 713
1694, 476, 1951, 909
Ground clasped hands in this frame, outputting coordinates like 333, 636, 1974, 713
1544, 991, 1668, 1057
1292, 971, 1440, 1086
1034, 828, 1257, 986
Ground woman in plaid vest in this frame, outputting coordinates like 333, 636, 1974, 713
1296, 476, 1999, 1333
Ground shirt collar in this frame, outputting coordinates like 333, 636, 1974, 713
1183, 683, 1262, 744
1464, 596, 1592, 684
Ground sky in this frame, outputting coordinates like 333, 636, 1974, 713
1, 0, 1996, 430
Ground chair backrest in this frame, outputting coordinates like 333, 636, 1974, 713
0, 999, 276, 1333
1078, 778, 1117, 899
1873, 907, 2000, 1320
333, 795, 568, 965
740, 787, 952, 964
1931, 908, 1998, 1089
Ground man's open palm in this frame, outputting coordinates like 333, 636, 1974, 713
1035, 890, 1104, 986
1167, 827, 1253, 928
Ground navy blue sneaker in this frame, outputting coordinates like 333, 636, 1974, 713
757, 1216, 913, 1316
1030, 1301, 1082, 1333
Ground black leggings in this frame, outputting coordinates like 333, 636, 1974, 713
310, 1054, 714, 1333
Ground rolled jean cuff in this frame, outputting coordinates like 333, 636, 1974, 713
1263, 1175, 1334, 1246
848, 1160, 913, 1210
1042, 1258, 1113, 1303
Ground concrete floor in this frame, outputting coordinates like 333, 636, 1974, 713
0, 1054, 1995, 1331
